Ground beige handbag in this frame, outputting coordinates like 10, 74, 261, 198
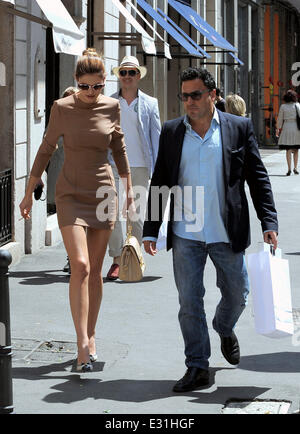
119, 215, 145, 282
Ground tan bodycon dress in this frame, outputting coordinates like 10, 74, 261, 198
30, 93, 130, 229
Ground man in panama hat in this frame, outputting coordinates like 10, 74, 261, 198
107, 55, 161, 280
112, 55, 147, 79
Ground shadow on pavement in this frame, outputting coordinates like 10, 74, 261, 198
112, 276, 163, 284
12, 363, 269, 406
239, 352, 300, 373
10, 270, 162, 286
42, 381, 269, 407
9, 270, 69, 285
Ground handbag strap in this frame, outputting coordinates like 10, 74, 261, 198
126, 210, 133, 238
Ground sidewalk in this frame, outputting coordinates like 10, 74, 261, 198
8, 149, 300, 414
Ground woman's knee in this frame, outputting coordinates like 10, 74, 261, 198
89, 264, 102, 281
70, 257, 90, 279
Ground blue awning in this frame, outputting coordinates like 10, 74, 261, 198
157, 7, 210, 59
136, 0, 209, 58
168, 0, 244, 65
228, 52, 244, 66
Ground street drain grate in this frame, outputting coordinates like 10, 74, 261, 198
12, 338, 77, 363
222, 399, 291, 414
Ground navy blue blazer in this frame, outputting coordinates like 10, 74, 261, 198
142, 110, 278, 253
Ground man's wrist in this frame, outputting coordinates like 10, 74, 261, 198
143, 237, 157, 242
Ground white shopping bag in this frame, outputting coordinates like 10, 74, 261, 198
247, 243, 294, 338
156, 196, 170, 251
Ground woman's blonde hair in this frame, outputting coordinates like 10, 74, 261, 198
225, 94, 247, 117
75, 48, 106, 80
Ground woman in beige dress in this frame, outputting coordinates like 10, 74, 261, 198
19, 49, 133, 372
276, 90, 300, 176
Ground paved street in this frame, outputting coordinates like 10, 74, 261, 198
7, 149, 300, 414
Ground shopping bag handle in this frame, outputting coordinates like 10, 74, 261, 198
269, 244, 275, 256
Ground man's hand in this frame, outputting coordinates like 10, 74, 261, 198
263, 231, 278, 250
143, 240, 157, 256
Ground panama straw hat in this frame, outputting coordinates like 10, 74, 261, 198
112, 55, 147, 79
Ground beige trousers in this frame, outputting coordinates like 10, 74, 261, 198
108, 166, 149, 258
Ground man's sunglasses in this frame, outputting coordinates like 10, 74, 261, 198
119, 69, 140, 77
77, 83, 105, 91
177, 89, 211, 102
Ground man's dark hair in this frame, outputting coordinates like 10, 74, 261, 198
180, 67, 216, 91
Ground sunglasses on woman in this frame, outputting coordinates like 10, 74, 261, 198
119, 69, 140, 77
177, 89, 211, 102
77, 83, 105, 91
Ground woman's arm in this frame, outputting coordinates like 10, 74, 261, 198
19, 101, 63, 219
19, 175, 41, 220
119, 172, 135, 218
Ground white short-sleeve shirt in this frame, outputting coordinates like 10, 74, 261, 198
119, 96, 147, 167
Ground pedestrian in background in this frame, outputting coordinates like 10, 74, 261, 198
225, 93, 247, 117
215, 88, 226, 112
19, 48, 134, 372
143, 67, 278, 393
276, 90, 300, 176
106, 55, 161, 280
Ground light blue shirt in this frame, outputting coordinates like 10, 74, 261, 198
143, 110, 270, 245
172, 110, 229, 243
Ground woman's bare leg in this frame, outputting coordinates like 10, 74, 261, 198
286, 149, 292, 172
60, 225, 90, 365
293, 149, 298, 170
86, 228, 112, 356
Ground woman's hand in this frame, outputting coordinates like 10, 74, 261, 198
19, 195, 33, 220
122, 196, 136, 219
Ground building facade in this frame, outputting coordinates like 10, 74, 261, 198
0, 0, 299, 264
0, 0, 88, 263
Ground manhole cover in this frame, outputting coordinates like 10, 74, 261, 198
11, 338, 129, 368
12, 338, 77, 363
222, 399, 291, 414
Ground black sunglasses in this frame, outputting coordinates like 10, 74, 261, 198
119, 69, 139, 77
78, 83, 105, 91
177, 89, 211, 102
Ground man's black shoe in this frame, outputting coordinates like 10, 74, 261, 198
220, 331, 240, 365
173, 367, 209, 393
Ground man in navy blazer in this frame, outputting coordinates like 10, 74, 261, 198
143, 67, 278, 392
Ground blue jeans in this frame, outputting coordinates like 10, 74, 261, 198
172, 234, 249, 370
